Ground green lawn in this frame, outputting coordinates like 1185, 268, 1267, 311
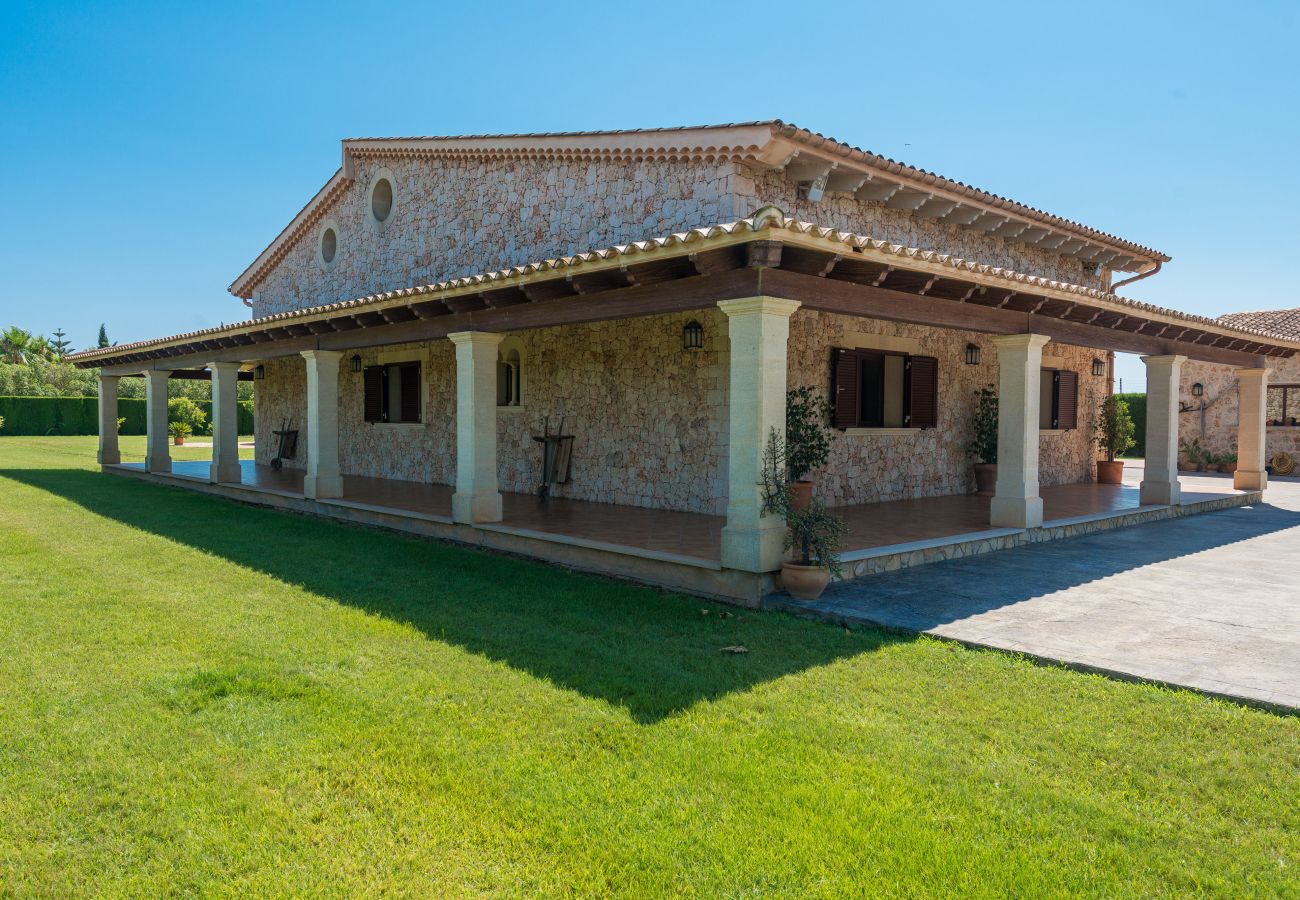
0, 435, 1295, 896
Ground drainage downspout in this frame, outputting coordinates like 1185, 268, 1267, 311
1110, 259, 1163, 294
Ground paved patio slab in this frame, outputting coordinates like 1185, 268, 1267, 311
770, 474, 1300, 712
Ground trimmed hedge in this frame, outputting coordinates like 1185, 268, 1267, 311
0, 397, 252, 436
1114, 392, 1146, 457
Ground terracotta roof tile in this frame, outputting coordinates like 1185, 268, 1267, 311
1217, 308, 1300, 341
69, 209, 1282, 367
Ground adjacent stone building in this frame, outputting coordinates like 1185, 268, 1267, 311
70, 121, 1296, 601
1181, 308, 1300, 467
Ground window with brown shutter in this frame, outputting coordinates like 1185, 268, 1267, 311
908, 356, 939, 429
1040, 369, 1079, 430
363, 362, 423, 424
1056, 370, 1078, 430
830, 348, 938, 430
832, 349, 860, 429
363, 367, 384, 423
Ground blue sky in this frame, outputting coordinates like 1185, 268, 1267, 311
2, 1, 1297, 391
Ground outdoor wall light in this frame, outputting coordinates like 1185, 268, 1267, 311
1092, 357, 1106, 377
964, 343, 980, 365
1192, 382, 1204, 397
682, 320, 704, 351
350, 353, 363, 373
253, 364, 265, 381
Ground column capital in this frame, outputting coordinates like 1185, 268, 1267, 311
1140, 354, 1188, 368
205, 360, 243, 373
97, 373, 120, 383
1234, 367, 1270, 379
300, 349, 344, 362
717, 296, 801, 319
991, 333, 1051, 351
448, 331, 504, 348
142, 368, 171, 379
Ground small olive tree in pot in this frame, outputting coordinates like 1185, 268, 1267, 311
968, 387, 998, 496
784, 386, 835, 511
761, 429, 847, 601
1094, 394, 1135, 484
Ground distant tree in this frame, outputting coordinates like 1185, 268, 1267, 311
50, 328, 72, 357
97, 324, 110, 348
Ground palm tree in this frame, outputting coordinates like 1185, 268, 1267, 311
1, 326, 35, 364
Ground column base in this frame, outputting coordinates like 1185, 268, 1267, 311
720, 523, 787, 573
453, 490, 502, 524
990, 495, 1043, 529
97, 450, 121, 466
144, 455, 171, 474
304, 472, 343, 499
1234, 470, 1267, 491
210, 462, 243, 485
1140, 479, 1181, 505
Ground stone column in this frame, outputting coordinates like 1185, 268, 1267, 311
301, 350, 343, 499
1235, 367, 1269, 491
718, 296, 801, 572
97, 374, 120, 466
208, 362, 244, 484
990, 334, 1051, 528
1140, 355, 1187, 505
450, 331, 504, 524
143, 370, 171, 474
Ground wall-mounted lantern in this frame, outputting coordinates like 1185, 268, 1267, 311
1092, 357, 1106, 377
682, 320, 704, 351
350, 353, 363, 373
964, 343, 980, 366
1192, 382, 1204, 397
253, 364, 265, 381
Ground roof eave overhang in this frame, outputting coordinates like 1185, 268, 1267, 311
79, 215, 1291, 373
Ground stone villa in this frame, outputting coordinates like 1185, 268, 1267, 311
69, 121, 1296, 602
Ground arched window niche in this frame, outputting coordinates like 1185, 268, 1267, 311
496, 337, 526, 408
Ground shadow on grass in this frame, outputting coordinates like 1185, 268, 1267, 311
2, 467, 889, 723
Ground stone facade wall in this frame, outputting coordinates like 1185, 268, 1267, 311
253, 309, 1102, 512
788, 311, 1103, 506
250, 158, 741, 318
1180, 358, 1300, 461
737, 166, 1109, 292
249, 154, 1107, 319
254, 356, 308, 471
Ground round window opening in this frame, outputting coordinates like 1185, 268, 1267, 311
371, 178, 393, 223
320, 227, 337, 264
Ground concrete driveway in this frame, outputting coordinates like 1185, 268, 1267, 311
775, 473, 1300, 711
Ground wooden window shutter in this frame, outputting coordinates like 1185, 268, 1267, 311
1057, 370, 1079, 430
832, 349, 861, 429
399, 364, 421, 423
907, 356, 939, 429
363, 366, 384, 423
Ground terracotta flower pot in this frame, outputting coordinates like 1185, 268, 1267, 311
781, 562, 830, 601
173, 435, 185, 446
1096, 460, 1124, 484
788, 480, 813, 513
973, 463, 997, 497
1223, 462, 1238, 474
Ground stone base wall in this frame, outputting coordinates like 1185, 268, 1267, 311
788, 311, 1103, 506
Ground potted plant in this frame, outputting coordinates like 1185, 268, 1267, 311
968, 387, 998, 496
784, 386, 835, 512
169, 421, 191, 446
1222, 452, 1238, 475
1094, 394, 1135, 484
761, 430, 848, 600
1179, 437, 1206, 472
